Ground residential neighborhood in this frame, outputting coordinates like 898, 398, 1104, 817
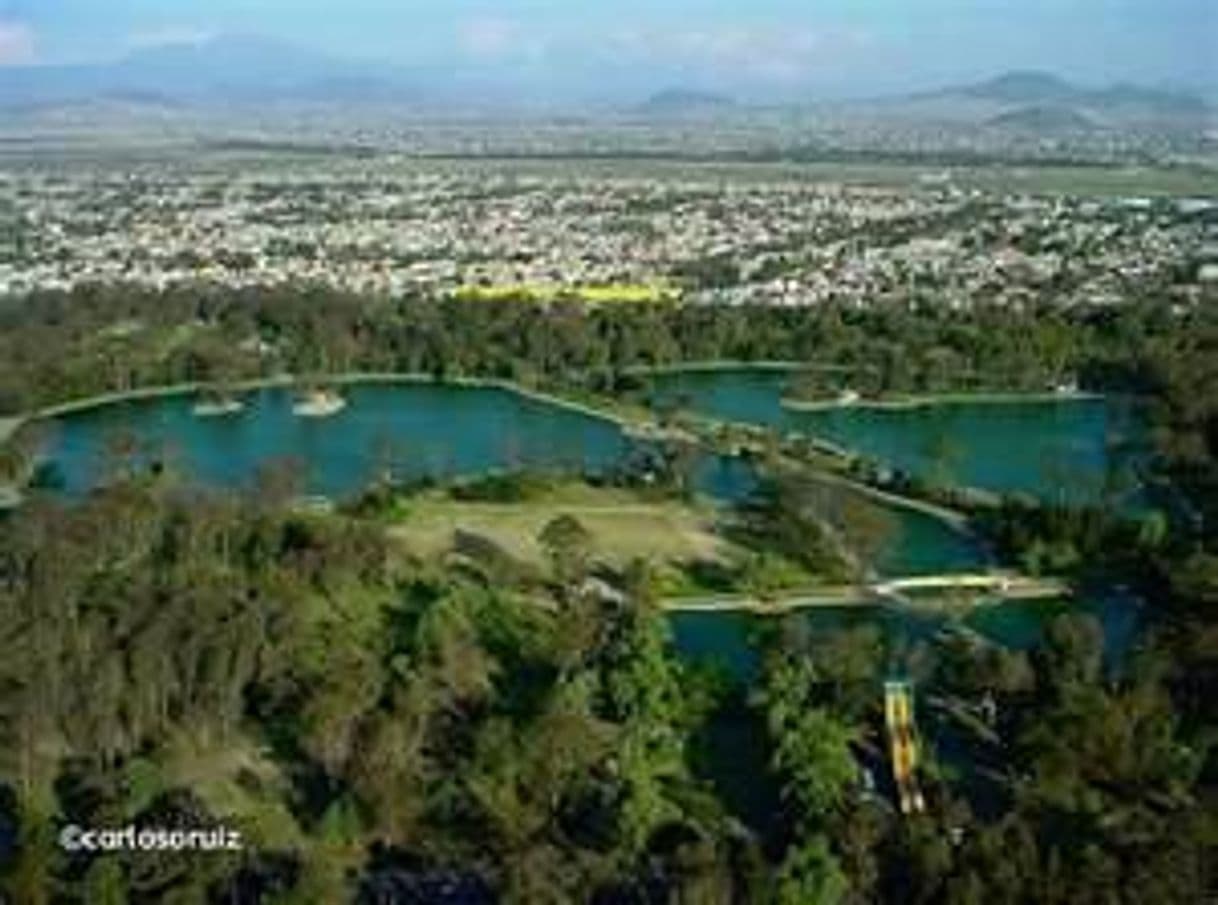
3, 160, 1213, 309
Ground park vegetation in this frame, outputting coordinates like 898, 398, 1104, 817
0, 284, 1216, 901
0, 282, 1183, 416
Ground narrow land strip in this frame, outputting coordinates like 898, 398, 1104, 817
781, 390, 1104, 413
663, 573, 1067, 615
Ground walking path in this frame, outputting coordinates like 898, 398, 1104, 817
873, 572, 1066, 601
663, 570, 1066, 615
781, 390, 1103, 413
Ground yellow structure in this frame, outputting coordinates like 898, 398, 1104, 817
884, 680, 926, 815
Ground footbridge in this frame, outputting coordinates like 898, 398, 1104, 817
663, 571, 1068, 615
871, 572, 1066, 603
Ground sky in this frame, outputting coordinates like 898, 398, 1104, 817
2, 1, 1215, 99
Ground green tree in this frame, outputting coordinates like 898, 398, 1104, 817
538, 513, 593, 585
775, 834, 848, 905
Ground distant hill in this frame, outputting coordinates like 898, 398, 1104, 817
987, 104, 1096, 131
963, 71, 1078, 104
931, 70, 1209, 123
636, 89, 736, 115
1085, 83, 1209, 116
864, 70, 1212, 132
0, 34, 418, 109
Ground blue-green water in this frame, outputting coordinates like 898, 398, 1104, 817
644, 368, 1146, 677
649, 369, 1145, 502
42, 384, 630, 497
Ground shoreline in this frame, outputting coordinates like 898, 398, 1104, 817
0, 369, 1012, 547
7, 371, 668, 437
780, 390, 1104, 413
5, 369, 1110, 433
626, 360, 803, 375
0, 369, 978, 532
625, 360, 858, 376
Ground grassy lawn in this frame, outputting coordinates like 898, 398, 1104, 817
386, 483, 736, 568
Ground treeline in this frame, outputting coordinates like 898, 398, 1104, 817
0, 282, 1184, 415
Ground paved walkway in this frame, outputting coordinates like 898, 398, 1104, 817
873, 572, 1066, 600
663, 569, 1065, 615
664, 587, 869, 614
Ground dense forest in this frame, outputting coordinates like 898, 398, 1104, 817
1, 471, 1212, 903
0, 284, 1216, 902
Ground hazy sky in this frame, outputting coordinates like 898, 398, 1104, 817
2, 1, 1215, 98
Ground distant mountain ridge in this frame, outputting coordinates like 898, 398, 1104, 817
636, 89, 736, 115
937, 70, 1209, 119
0, 37, 1209, 129
960, 71, 1078, 103
0, 34, 418, 108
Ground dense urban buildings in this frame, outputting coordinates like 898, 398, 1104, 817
4, 158, 1214, 309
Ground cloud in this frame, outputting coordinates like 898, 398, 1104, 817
609, 23, 871, 82
457, 17, 548, 62
0, 19, 34, 65
127, 26, 217, 50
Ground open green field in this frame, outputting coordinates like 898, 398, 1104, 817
412, 156, 1218, 198
386, 483, 735, 568
7, 144, 1212, 198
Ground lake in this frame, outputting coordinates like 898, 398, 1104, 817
39, 383, 630, 497
35, 380, 987, 577
647, 368, 1146, 502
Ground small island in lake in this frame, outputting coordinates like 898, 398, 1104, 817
191, 386, 246, 417
291, 386, 347, 418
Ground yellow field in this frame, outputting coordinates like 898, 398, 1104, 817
452, 282, 680, 304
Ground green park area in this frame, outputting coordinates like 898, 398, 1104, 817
385, 481, 732, 568
349, 472, 839, 600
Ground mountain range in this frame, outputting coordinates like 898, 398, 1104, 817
0, 35, 1210, 128
884, 70, 1211, 128
634, 89, 736, 116
0, 35, 419, 109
